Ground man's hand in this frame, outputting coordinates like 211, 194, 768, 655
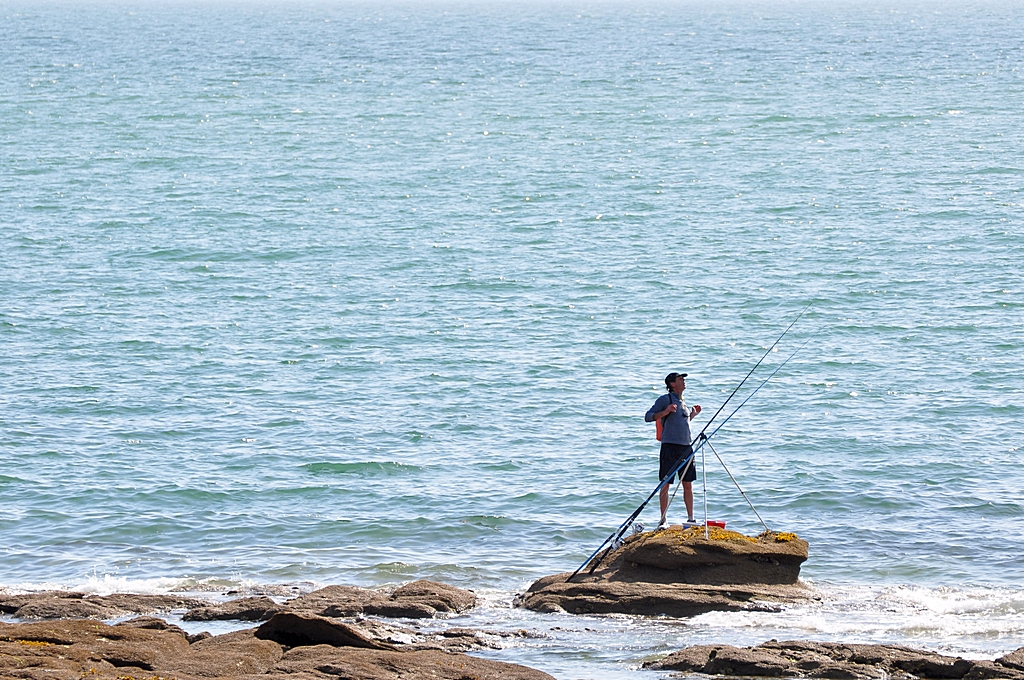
689, 404, 701, 420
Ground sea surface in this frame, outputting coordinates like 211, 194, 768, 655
1, 0, 1022, 677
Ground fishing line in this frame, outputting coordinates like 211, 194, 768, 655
701, 433, 709, 539
700, 330, 819, 446
568, 305, 812, 580
704, 436, 770, 533
684, 329, 819, 536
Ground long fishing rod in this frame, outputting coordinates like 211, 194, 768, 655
692, 331, 820, 533
664, 328, 820, 525
568, 305, 811, 581
578, 327, 815, 577
687, 302, 811, 447
699, 330, 819, 447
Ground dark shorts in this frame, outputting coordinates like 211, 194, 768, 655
660, 443, 696, 483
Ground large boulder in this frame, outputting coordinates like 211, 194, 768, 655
615, 526, 808, 585
518, 526, 812, 617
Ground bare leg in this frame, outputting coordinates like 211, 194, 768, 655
659, 483, 670, 523
683, 482, 694, 520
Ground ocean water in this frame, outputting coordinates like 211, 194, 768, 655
1, 0, 1022, 677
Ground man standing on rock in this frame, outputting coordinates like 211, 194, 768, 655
645, 372, 701, 530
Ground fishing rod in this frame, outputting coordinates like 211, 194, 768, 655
690, 331, 821, 534
576, 327, 814, 577
698, 330, 819, 449
568, 305, 811, 581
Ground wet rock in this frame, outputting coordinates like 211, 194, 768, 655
0, 618, 191, 675
254, 611, 396, 650
0, 612, 553, 680
519, 527, 811, 617
0, 591, 207, 621
288, 579, 477, 619
999, 648, 1024, 672
967, 660, 1024, 679
93, 593, 208, 614
336, 617, 511, 653
4, 580, 476, 626
116, 615, 189, 637
116, 615, 212, 644
183, 595, 286, 621
519, 577, 798, 617
14, 596, 119, 621
0, 590, 82, 614
174, 628, 284, 677
285, 585, 371, 615
643, 640, 1024, 680
272, 644, 555, 680
389, 579, 477, 613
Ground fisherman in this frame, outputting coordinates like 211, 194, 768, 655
645, 372, 701, 529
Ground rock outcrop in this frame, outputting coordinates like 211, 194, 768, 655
0, 591, 207, 621
518, 526, 812, 617
2, 580, 476, 623
286, 579, 477, 619
181, 579, 477, 622
0, 613, 554, 680
643, 640, 1024, 680
183, 595, 288, 622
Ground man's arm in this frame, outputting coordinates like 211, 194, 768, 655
645, 395, 671, 422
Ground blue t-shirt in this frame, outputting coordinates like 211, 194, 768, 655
645, 392, 692, 445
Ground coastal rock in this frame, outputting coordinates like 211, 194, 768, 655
967, 660, 1024, 679
4, 580, 477, 627
0, 614, 554, 680
174, 628, 284, 677
999, 649, 1024, 672
287, 579, 477, 619
617, 527, 808, 585
0, 591, 207, 621
115, 614, 213, 643
321, 616, 523, 653
254, 612, 396, 650
183, 595, 287, 621
519, 527, 811, 617
271, 645, 554, 680
0, 618, 191, 675
174, 579, 477, 624
643, 640, 1024, 680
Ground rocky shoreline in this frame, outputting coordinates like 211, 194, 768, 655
4, 530, 1022, 679
0, 581, 552, 680
0, 614, 552, 680
3, 578, 1024, 679
0, 580, 476, 623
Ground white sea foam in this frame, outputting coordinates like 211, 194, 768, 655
684, 583, 1024, 657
